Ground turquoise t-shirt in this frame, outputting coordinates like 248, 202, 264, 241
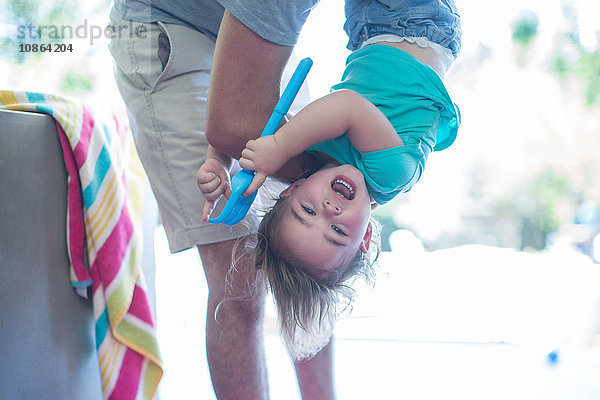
307, 44, 460, 205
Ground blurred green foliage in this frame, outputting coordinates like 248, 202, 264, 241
577, 49, 600, 107
373, 204, 403, 252
551, 46, 600, 107
549, 4, 600, 107
501, 169, 573, 250
510, 10, 539, 66
7, 0, 38, 20
511, 11, 539, 47
1, 0, 79, 64
550, 52, 572, 84
60, 69, 94, 94
2, 0, 93, 94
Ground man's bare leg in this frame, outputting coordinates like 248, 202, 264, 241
199, 237, 336, 400
199, 239, 269, 400
294, 339, 336, 400
202, 13, 337, 398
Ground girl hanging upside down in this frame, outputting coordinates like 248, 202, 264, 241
198, 0, 462, 359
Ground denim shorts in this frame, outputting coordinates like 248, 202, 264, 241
344, 0, 462, 58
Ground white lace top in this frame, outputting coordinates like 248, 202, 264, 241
361, 34, 455, 71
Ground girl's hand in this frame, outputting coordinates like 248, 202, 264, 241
197, 159, 232, 222
239, 136, 288, 195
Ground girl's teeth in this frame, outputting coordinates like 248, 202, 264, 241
335, 179, 354, 195
332, 179, 355, 199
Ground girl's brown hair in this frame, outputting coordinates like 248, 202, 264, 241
251, 196, 380, 359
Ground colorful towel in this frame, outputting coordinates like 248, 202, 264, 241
0, 90, 163, 400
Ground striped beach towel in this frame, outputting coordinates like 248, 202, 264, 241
0, 91, 163, 400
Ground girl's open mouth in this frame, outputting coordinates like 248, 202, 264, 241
331, 175, 355, 200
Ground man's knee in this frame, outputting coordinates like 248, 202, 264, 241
214, 292, 265, 326
198, 240, 266, 324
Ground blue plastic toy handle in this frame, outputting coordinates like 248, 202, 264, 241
258, 57, 313, 139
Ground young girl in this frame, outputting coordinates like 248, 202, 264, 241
198, 2, 461, 359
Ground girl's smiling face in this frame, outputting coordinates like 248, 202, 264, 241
277, 164, 373, 280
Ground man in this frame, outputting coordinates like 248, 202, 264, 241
109, 1, 335, 398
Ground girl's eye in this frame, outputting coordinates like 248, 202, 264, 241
332, 225, 345, 236
302, 206, 316, 215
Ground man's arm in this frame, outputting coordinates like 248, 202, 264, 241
205, 10, 293, 160
204, 10, 310, 184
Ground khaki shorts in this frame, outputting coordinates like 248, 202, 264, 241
108, 9, 286, 252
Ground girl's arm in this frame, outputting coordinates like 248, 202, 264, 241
240, 89, 404, 194
278, 89, 403, 153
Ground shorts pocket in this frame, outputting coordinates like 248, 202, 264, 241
125, 21, 172, 92
150, 22, 174, 93
158, 31, 170, 72
109, 19, 171, 92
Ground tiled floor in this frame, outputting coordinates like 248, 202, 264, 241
152, 229, 600, 399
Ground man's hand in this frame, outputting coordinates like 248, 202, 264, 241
239, 136, 288, 196
197, 159, 232, 222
